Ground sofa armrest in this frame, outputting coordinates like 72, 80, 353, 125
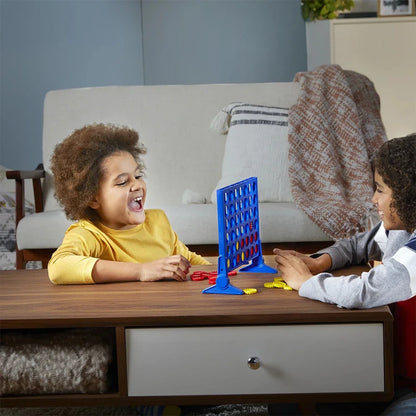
6, 163, 45, 225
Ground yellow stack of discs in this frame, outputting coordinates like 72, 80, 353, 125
264, 277, 292, 291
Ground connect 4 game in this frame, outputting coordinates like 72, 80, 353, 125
203, 177, 276, 295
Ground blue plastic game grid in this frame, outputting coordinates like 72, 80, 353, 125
203, 177, 276, 295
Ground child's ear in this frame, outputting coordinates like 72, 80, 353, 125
89, 198, 100, 210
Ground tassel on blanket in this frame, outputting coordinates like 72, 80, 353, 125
209, 110, 230, 134
209, 103, 240, 134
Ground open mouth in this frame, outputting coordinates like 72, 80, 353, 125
128, 196, 143, 212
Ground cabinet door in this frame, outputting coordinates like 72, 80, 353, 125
126, 324, 385, 396
331, 18, 416, 139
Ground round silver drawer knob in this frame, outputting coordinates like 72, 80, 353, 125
247, 356, 260, 369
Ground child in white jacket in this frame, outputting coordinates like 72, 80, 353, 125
273, 134, 416, 415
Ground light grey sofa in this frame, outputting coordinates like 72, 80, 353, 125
7, 82, 330, 268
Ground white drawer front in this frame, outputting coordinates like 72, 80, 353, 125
126, 324, 384, 396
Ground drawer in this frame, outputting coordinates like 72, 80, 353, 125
126, 324, 384, 396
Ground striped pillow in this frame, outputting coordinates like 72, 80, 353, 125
210, 103, 293, 203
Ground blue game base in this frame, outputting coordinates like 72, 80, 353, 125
202, 283, 244, 295
239, 261, 276, 274
202, 273, 244, 295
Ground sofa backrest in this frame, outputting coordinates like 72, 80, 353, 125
42, 83, 300, 211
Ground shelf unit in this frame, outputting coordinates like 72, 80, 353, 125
306, 16, 416, 139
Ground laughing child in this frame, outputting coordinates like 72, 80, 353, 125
274, 134, 415, 413
48, 123, 209, 284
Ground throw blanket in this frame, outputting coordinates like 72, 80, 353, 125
288, 65, 387, 240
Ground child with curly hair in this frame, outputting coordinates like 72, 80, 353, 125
48, 123, 209, 285
273, 134, 416, 414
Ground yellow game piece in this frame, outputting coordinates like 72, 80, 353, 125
264, 280, 292, 291
243, 288, 257, 295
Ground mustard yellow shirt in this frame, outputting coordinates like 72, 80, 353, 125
48, 209, 209, 284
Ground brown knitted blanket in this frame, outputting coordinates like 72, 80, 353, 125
288, 65, 387, 240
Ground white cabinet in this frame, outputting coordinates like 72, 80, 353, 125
306, 17, 416, 139
126, 324, 385, 396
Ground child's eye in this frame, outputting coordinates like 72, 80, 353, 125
117, 180, 128, 186
135, 175, 143, 180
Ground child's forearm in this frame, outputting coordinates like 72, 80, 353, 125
92, 259, 141, 283
314, 253, 332, 274
92, 255, 191, 283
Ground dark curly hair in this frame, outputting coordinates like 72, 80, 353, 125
51, 123, 146, 222
374, 133, 416, 233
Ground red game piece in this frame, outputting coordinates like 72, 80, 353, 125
190, 270, 237, 282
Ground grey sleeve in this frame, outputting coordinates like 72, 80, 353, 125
313, 223, 383, 271
299, 253, 414, 309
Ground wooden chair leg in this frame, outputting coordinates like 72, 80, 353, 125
16, 248, 25, 270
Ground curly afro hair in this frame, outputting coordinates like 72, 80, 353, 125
374, 133, 416, 233
51, 123, 146, 222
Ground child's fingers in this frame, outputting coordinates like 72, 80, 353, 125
174, 270, 188, 281
171, 255, 191, 274
163, 256, 189, 281
274, 251, 293, 268
273, 248, 299, 256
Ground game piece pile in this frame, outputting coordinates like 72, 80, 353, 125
190, 270, 237, 284
264, 277, 293, 290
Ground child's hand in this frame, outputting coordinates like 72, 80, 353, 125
273, 248, 331, 275
137, 255, 191, 282
273, 249, 313, 291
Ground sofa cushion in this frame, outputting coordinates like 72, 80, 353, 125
210, 103, 293, 204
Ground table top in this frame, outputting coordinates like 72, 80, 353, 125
0, 258, 392, 329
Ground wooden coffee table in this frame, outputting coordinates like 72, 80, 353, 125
0, 259, 393, 409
